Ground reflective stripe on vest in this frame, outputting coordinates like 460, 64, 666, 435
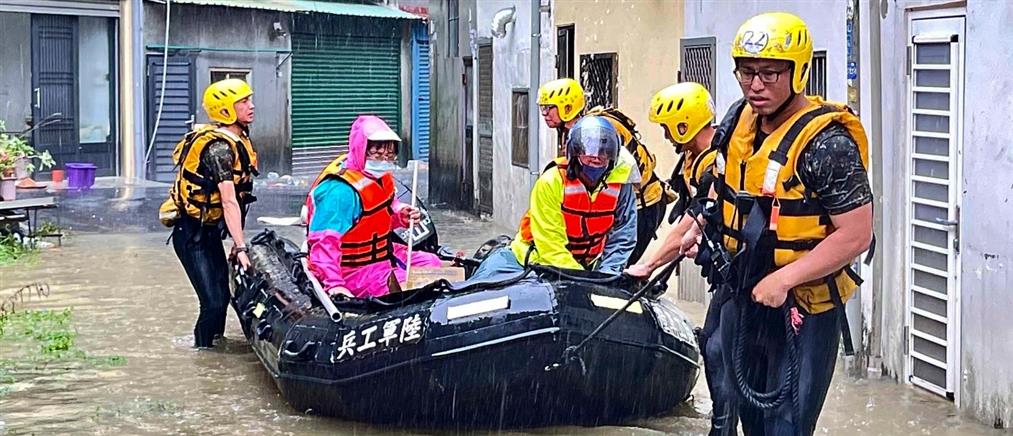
519, 157, 621, 267
308, 156, 396, 268
719, 96, 870, 313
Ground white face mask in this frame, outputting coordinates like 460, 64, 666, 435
364, 160, 397, 177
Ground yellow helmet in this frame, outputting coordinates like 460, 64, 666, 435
731, 12, 813, 94
649, 82, 714, 144
537, 78, 585, 122
203, 78, 253, 124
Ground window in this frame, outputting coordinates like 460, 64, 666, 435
579, 52, 618, 109
679, 37, 716, 94
210, 68, 251, 83
556, 25, 574, 79
447, 0, 459, 57
806, 50, 828, 99
511, 89, 529, 167
78, 16, 114, 144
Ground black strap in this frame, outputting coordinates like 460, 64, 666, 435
561, 205, 615, 218
718, 183, 827, 217
340, 232, 393, 267
768, 105, 839, 165
825, 273, 855, 356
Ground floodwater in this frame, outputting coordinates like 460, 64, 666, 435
0, 210, 1002, 435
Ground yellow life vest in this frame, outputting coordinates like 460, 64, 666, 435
585, 106, 674, 209
669, 147, 719, 219
169, 125, 258, 224
719, 96, 869, 314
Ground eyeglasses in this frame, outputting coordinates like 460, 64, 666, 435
365, 149, 397, 160
733, 68, 789, 85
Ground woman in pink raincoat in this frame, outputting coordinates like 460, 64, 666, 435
304, 115, 441, 298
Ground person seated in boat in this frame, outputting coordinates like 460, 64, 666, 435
304, 115, 441, 298
468, 116, 640, 281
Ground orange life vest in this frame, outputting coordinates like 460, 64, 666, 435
519, 157, 621, 266
310, 160, 396, 268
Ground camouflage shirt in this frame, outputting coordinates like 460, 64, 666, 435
201, 140, 235, 185
752, 122, 873, 215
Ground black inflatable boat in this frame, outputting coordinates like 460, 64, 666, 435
230, 230, 700, 428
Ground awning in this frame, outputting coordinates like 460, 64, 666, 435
161, 0, 422, 20
1, 0, 119, 17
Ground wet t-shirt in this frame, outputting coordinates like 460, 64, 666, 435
749, 121, 872, 215
202, 140, 235, 184
795, 123, 873, 215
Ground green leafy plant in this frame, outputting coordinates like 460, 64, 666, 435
0, 120, 55, 175
0, 234, 38, 266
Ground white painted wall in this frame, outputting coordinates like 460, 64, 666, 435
476, 0, 557, 229
683, 0, 850, 116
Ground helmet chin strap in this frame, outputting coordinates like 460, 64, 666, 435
763, 89, 797, 123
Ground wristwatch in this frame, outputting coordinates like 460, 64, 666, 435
234, 245, 249, 253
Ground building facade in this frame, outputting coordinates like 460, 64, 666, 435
1, 0, 127, 177
142, 0, 423, 180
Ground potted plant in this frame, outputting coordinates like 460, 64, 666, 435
1, 121, 55, 201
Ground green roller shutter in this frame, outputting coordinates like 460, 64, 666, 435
291, 15, 402, 177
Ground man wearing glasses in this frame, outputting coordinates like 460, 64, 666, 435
304, 115, 440, 298
681, 12, 874, 435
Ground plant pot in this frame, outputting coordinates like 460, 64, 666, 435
0, 176, 16, 201
14, 157, 29, 180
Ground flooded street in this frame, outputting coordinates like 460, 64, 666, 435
0, 210, 1001, 435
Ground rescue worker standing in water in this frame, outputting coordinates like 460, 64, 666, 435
169, 78, 258, 349
537, 78, 672, 264
682, 12, 874, 435
625, 82, 720, 279
468, 116, 640, 280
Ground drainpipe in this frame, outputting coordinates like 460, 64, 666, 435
469, 10, 480, 206
119, 0, 146, 182
868, 0, 886, 375
845, 0, 867, 378
527, 0, 543, 187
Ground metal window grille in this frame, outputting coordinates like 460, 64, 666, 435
680, 37, 716, 94
806, 50, 827, 98
511, 89, 529, 167
579, 52, 618, 109
556, 25, 574, 79
210, 68, 250, 83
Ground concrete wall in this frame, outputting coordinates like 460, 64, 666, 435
873, 0, 1013, 427
427, 0, 470, 208
683, 0, 850, 117
143, 3, 291, 175
554, 0, 683, 187
0, 12, 32, 133
960, 1, 1013, 426
477, 0, 557, 228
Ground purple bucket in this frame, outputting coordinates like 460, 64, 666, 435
66, 163, 97, 190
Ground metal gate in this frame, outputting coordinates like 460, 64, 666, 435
905, 13, 964, 400
579, 52, 617, 109
291, 16, 402, 178
31, 14, 78, 171
477, 42, 494, 215
411, 22, 430, 161
146, 54, 196, 182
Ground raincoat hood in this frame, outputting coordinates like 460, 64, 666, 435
345, 115, 401, 171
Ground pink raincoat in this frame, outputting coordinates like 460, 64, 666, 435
305, 115, 441, 298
